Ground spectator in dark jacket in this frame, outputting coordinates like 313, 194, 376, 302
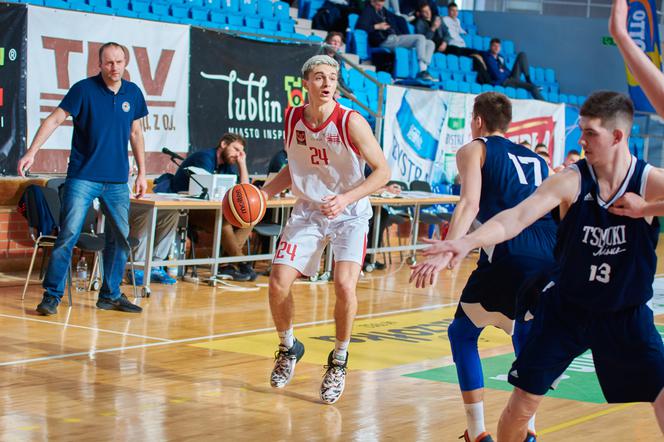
482, 38, 543, 100
357, 0, 435, 80
414, 3, 449, 52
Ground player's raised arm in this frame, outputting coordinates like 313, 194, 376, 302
610, 0, 664, 116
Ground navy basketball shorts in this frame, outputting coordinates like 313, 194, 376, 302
456, 254, 554, 324
508, 289, 664, 403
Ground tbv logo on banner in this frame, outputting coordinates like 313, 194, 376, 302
39, 37, 177, 129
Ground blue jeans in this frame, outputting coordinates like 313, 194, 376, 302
43, 178, 130, 302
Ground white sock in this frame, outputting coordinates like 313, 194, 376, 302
464, 401, 486, 441
528, 414, 536, 434
333, 339, 350, 361
278, 328, 294, 349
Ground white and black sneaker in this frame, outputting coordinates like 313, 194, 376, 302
320, 351, 348, 404
270, 339, 305, 388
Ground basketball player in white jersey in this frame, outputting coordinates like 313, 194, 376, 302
261, 55, 390, 404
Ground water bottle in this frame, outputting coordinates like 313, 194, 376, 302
167, 239, 178, 279
76, 257, 88, 292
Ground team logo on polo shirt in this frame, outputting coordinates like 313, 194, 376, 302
296, 130, 306, 145
122, 101, 131, 112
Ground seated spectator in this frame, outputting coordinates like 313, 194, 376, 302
312, 0, 354, 32
441, 2, 474, 56
482, 38, 544, 100
172, 133, 257, 282
357, 0, 435, 80
554, 149, 581, 173
414, 3, 449, 53
399, 0, 437, 21
534, 143, 548, 155
323, 31, 355, 98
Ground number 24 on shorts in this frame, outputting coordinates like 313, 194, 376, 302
276, 241, 297, 261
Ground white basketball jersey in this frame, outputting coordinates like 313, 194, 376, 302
284, 103, 372, 218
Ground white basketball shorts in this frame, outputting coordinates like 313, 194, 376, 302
272, 200, 370, 276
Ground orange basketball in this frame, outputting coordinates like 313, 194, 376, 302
222, 183, 267, 228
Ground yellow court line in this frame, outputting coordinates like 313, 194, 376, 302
538, 403, 637, 435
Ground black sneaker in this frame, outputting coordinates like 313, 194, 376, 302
417, 70, 435, 81
96, 294, 142, 313
374, 261, 386, 270
238, 263, 257, 282
320, 350, 348, 404
216, 265, 239, 280
36, 295, 59, 316
270, 339, 305, 388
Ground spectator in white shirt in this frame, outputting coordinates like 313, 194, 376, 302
442, 3, 465, 48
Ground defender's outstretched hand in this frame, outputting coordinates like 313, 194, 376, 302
409, 238, 475, 288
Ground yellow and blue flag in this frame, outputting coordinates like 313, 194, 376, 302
626, 0, 662, 112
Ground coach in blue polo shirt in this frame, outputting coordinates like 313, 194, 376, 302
18, 42, 148, 315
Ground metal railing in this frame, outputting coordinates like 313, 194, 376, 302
466, 0, 664, 22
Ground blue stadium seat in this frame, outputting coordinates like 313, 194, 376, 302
504, 86, 516, 98
171, 3, 189, 18
482, 36, 491, 50
544, 68, 555, 83
558, 93, 569, 104
515, 88, 528, 99
568, 95, 579, 106
578, 95, 587, 105
115, 8, 138, 16
337, 97, 354, 109
540, 91, 549, 101
131, 0, 150, 12
393, 47, 410, 78
245, 16, 261, 27
409, 48, 419, 78
95, 4, 115, 12
451, 71, 465, 81
308, 34, 324, 42
348, 13, 358, 30
88, 0, 108, 7
472, 35, 483, 50
494, 85, 505, 94
151, 2, 169, 15
481, 84, 493, 93
70, 0, 94, 9
201, 0, 220, 7
307, 0, 323, 19
348, 69, 365, 91
110, 0, 129, 8
464, 72, 477, 83
352, 30, 370, 61
262, 18, 279, 30
227, 13, 244, 25
239, 0, 255, 14
220, 0, 239, 13
437, 71, 452, 82
470, 83, 482, 94
548, 92, 559, 102
443, 79, 459, 92
191, 6, 210, 20
438, 5, 447, 16
461, 34, 472, 48
460, 10, 474, 26
257, 0, 273, 17
458, 81, 471, 93
459, 56, 472, 73
279, 20, 295, 33
446, 54, 459, 72
632, 124, 640, 135
210, 10, 227, 23
432, 53, 446, 71
376, 71, 393, 85
502, 40, 515, 55
274, 1, 290, 19
44, 0, 68, 8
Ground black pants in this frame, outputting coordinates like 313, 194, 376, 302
502, 52, 543, 100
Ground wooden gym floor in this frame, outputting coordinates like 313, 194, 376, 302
1, 242, 663, 441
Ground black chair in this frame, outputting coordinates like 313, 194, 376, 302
377, 180, 412, 264
409, 180, 451, 239
21, 186, 105, 305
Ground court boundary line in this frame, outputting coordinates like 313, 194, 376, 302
0, 302, 458, 367
0, 313, 172, 342
538, 403, 638, 435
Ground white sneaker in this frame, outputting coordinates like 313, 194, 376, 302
270, 339, 305, 388
320, 351, 348, 404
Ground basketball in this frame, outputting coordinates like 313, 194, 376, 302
222, 183, 267, 228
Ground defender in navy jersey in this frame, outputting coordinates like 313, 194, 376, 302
420, 92, 664, 440
411, 92, 557, 442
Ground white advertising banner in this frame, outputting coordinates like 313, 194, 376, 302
383, 86, 565, 185
26, 6, 189, 152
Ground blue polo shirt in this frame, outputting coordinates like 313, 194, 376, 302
171, 147, 239, 193
59, 74, 149, 183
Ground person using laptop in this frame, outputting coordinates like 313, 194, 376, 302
129, 132, 256, 283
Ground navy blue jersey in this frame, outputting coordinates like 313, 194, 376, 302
553, 158, 659, 311
476, 136, 557, 261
